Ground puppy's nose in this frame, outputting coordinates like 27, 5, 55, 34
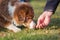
29, 21, 36, 29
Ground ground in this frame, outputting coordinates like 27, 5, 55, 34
0, 0, 60, 40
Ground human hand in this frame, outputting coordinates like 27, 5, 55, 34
36, 11, 53, 29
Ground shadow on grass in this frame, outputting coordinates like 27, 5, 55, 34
0, 27, 8, 32
48, 18, 60, 29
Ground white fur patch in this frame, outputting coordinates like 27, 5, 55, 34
6, 24, 21, 32
29, 21, 36, 29
8, 2, 16, 17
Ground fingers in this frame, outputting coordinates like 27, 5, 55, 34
36, 19, 44, 29
36, 15, 51, 29
36, 16, 45, 29
36, 23, 46, 29
36, 21, 40, 28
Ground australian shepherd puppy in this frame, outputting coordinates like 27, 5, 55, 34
0, 0, 36, 32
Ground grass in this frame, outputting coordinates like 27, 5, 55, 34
0, 0, 60, 40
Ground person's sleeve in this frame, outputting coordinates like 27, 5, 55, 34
44, 0, 60, 13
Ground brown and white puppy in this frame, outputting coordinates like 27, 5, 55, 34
0, 0, 36, 32
13, 2, 36, 29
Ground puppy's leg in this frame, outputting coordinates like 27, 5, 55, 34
6, 23, 21, 32
5, 20, 21, 32
0, 17, 21, 32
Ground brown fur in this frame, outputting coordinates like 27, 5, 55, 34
13, 3, 34, 27
0, 0, 34, 28
0, 0, 18, 27
0, 0, 11, 27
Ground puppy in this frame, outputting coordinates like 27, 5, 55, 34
0, 0, 36, 32
13, 2, 36, 29
9, 0, 36, 29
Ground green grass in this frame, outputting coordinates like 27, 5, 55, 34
0, 0, 60, 40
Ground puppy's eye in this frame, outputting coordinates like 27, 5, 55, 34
19, 16, 25, 21
27, 16, 32, 19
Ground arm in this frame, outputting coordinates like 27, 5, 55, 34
44, 0, 60, 13
36, 0, 60, 29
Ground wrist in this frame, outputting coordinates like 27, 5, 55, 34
43, 11, 53, 17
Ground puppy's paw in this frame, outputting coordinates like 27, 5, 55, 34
6, 24, 21, 33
